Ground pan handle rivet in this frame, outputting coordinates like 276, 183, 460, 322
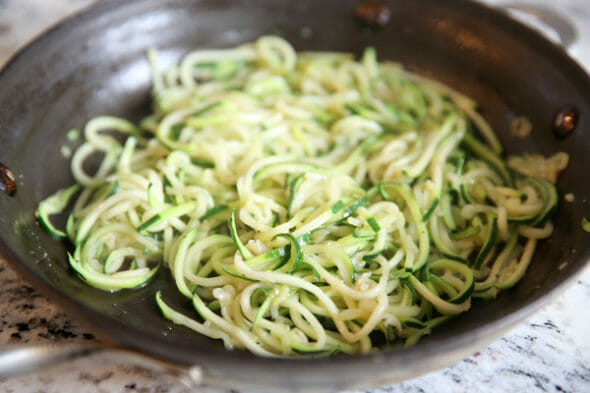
353, 0, 391, 28
553, 106, 578, 138
0, 162, 17, 197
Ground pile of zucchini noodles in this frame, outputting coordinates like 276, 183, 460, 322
37, 36, 568, 356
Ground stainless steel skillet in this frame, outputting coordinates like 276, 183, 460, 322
0, 1, 589, 391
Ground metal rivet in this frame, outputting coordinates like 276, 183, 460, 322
553, 106, 578, 138
353, 0, 391, 28
0, 162, 17, 196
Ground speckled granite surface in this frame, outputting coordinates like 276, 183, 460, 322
1, 1, 589, 392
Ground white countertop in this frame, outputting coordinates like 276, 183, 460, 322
1, 1, 589, 392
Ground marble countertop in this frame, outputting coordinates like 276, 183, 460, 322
1, 1, 589, 392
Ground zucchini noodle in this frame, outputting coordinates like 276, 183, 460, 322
37, 36, 568, 356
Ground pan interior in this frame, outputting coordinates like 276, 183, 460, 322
1, 0, 589, 390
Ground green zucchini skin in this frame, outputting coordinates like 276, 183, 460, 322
36, 184, 80, 238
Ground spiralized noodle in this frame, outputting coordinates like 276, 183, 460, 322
37, 36, 567, 356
